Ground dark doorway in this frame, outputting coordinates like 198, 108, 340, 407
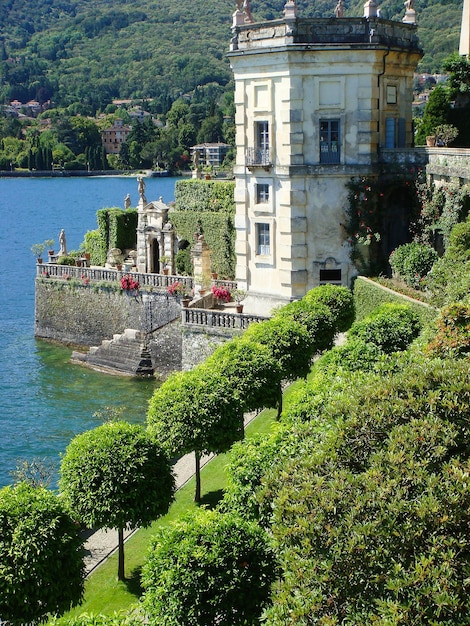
382, 187, 413, 272
151, 240, 160, 274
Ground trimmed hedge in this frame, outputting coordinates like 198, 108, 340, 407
96, 207, 138, 254
353, 276, 438, 327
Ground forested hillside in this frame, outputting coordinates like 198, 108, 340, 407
0, 0, 463, 110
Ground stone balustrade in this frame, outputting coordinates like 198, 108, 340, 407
37, 263, 194, 291
182, 307, 267, 330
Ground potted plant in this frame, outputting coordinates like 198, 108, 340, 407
45, 239, 55, 256
31, 242, 46, 264
434, 124, 459, 147
212, 285, 231, 305
160, 255, 171, 275
232, 288, 247, 313
167, 281, 191, 306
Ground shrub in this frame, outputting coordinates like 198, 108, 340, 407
426, 303, 470, 359
175, 247, 192, 275
426, 216, 470, 306
141, 509, 279, 626
57, 255, 77, 266
348, 302, 421, 353
389, 242, 438, 288
261, 358, 470, 624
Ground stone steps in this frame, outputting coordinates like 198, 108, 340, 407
71, 328, 154, 377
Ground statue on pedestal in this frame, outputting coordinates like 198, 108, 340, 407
137, 176, 147, 204
58, 229, 67, 256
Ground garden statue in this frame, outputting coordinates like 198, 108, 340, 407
124, 193, 131, 209
335, 0, 344, 17
137, 176, 147, 204
58, 229, 67, 256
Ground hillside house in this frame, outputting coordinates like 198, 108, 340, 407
228, 0, 422, 315
101, 120, 132, 154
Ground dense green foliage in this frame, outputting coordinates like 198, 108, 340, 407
60, 422, 174, 580
204, 337, 283, 413
258, 357, 470, 624
0, 0, 457, 111
96, 207, 138, 256
0, 482, 85, 625
347, 302, 421, 353
426, 215, 470, 306
426, 303, 470, 359
147, 365, 245, 501
141, 509, 279, 625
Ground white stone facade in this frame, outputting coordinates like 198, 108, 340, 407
228, 13, 422, 315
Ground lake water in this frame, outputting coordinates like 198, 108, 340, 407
0, 175, 180, 489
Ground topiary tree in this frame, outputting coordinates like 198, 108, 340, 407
60, 421, 174, 581
204, 335, 282, 414
0, 482, 85, 625
147, 365, 244, 503
141, 509, 279, 626
302, 285, 355, 333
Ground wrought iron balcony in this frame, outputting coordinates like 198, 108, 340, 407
246, 147, 271, 168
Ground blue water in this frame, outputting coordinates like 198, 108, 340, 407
0, 175, 180, 489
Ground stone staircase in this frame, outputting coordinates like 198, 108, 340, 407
71, 328, 154, 377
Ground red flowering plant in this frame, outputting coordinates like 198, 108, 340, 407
211, 285, 231, 302
167, 281, 190, 297
120, 274, 140, 294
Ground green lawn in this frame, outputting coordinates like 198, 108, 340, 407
55, 407, 278, 621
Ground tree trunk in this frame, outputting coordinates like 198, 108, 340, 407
195, 451, 201, 503
118, 526, 125, 581
277, 387, 283, 420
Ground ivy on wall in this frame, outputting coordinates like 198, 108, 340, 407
175, 180, 235, 214
171, 179, 236, 279
170, 211, 235, 279
346, 174, 418, 275
412, 173, 470, 250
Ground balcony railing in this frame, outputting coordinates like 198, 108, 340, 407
246, 147, 271, 168
182, 307, 267, 330
36, 263, 194, 291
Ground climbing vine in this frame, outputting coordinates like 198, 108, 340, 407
412, 172, 470, 249
345, 174, 418, 273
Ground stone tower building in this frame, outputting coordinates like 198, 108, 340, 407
228, 0, 422, 315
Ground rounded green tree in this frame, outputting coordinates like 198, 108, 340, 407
0, 482, 85, 625
147, 364, 245, 503
60, 421, 174, 581
142, 509, 279, 625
